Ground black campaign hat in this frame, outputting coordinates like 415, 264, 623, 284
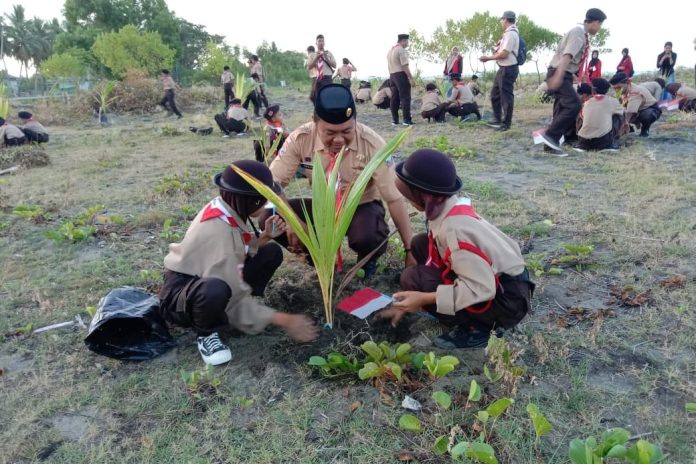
609, 72, 629, 85
395, 149, 462, 196
214, 160, 281, 195
18, 111, 32, 119
314, 84, 356, 124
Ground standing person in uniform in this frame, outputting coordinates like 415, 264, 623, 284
657, 42, 677, 100
443, 47, 463, 77
17, 111, 49, 143
480, 10, 520, 131
379, 149, 534, 349
616, 48, 633, 78
575, 78, 624, 151
334, 58, 357, 89
221, 65, 235, 109
587, 50, 602, 80
610, 72, 662, 137
265, 84, 415, 276
665, 83, 696, 112
160, 69, 183, 119
446, 74, 481, 121
306, 35, 337, 102
540, 8, 607, 152
159, 161, 319, 365
421, 83, 448, 123
0, 117, 27, 147
639, 78, 665, 102
388, 34, 416, 126
248, 55, 268, 109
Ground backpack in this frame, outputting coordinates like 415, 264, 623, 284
515, 33, 527, 66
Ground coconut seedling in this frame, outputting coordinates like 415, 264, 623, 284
93, 80, 117, 125
233, 129, 409, 328
234, 72, 252, 101
0, 83, 9, 119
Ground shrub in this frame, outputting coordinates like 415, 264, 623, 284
111, 69, 162, 113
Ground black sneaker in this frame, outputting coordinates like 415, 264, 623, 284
496, 125, 510, 132
362, 257, 379, 278
486, 120, 502, 128
402, 121, 414, 126
197, 332, 232, 365
433, 326, 491, 349
540, 133, 562, 151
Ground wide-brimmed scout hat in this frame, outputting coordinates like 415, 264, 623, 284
213, 160, 281, 195
395, 149, 462, 196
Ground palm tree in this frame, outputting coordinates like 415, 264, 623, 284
4, 5, 35, 78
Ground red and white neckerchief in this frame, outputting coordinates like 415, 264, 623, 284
200, 197, 253, 245
316, 51, 325, 76
576, 31, 591, 84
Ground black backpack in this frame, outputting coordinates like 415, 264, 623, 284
515, 34, 527, 66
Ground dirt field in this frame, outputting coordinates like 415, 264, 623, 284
1, 86, 695, 463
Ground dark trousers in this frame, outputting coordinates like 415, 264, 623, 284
447, 102, 481, 120
260, 199, 390, 263
421, 103, 448, 122
243, 91, 260, 116
4, 136, 27, 146
545, 68, 581, 144
160, 89, 182, 117
22, 129, 49, 143
257, 85, 269, 109
390, 72, 412, 123
577, 114, 624, 150
400, 233, 533, 331
214, 114, 246, 135
223, 83, 234, 108
340, 79, 351, 89
310, 75, 333, 102
630, 105, 662, 135
158, 243, 283, 336
490, 65, 519, 127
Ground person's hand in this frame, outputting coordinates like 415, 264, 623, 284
260, 215, 286, 240
286, 226, 303, 253
404, 250, 417, 267
392, 291, 429, 313
479, 55, 490, 63
378, 307, 407, 327
282, 314, 319, 342
409, 77, 416, 87
547, 73, 563, 91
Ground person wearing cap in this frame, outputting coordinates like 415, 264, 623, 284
421, 83, 448, 123
221, 65, 235, 109
639, 78, 666, 102
0, 117, 27, 147
443, 47, 463, 77
266, 84, 414, 276
540, 8, 607, 152
355, 81, 372, 103
372, 80, 392, 109
17, 111, 49, 143
159, 161, 319, 365
254, 104, 289, 163
610, 72, 662, 137
379, 149, 534, 349
480, 11, 520, 131
616, 48, 634, 78
214, 98, 249, 138
306, 35, 337, 102
388, 34, 416, 126
446, 74, 481, 121
467, 75, 481, 97
334, 58, 357, 89
160, 69, 183, 119
575, 78, 624, 151
665, 83, 696, 112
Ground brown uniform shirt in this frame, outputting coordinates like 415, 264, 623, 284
578, 95, 623, 139
496, 25, 520, 67
549, 25, 587, 74
625, 84, 657, 113
269, 121, 402, 205
0, 123, 26, 145
355, 87, 372, 101
429, 196, 526, 315
227, 105, 249, 121
421, 91, 442, 112
163, 197, 275, 334
676, 86, 696, 100
467, 81, 480, 95
20, 119, 48, 135
372, 87, 392, 104
250, 62, 264, 81
387, 44, 409, 74
221, 70, 234, 85
448, 83, 475, 105
162, 75, 176, 90
306, 51, 336, 77
639, 81, 662, 102
337, 65, 354, 79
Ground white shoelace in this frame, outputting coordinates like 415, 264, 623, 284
201, 334, 225, 353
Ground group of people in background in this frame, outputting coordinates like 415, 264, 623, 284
0, 111, 49, 148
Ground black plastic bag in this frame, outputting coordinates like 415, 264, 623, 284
85, 287, 176, 361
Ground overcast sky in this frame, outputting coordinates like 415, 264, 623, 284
3, 0, 695, 79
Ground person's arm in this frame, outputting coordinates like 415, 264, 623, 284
270, 312, 319, 342
386, 197, 414, 259
306, 52, 320, 69
597, 60, 602, 77
325, 51, 337, 68
657, 53, 664, 68
548, 54, 572, 90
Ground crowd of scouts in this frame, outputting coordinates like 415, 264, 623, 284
0, 111, 49, 148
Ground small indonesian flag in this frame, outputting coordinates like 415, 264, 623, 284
337, 288, 393, 319
658, 99, 680, 111
532, 128, 565, 146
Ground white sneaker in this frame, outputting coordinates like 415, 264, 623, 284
222, 134, 230, 138
540, 133, 563, 152
197, 332, 232, 365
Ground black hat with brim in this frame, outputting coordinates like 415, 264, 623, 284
18, 111, 32, 119
214, 160, 281, 195
314, 84, 356, 125
395, 149, 462, 196
264, 104, 280, 121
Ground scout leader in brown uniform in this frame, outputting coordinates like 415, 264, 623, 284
306, 34, 337, 102
388, 33, 416, 126
266, 84, 415, 277
380, 149, 534, 349
159, 161, 318, 365
610, 72, 662, 137
540, 8, 607, 153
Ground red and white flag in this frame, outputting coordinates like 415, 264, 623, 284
337, 288, 393, 319
658, 99, 680, 111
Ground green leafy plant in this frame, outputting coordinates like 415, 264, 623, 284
413, 135, 476, 158
45, 222, 96, 243
569, 428, 664, 464
525, 252, 563, 278
399, 414, 422, 433
180, 365, 222, 401
526, 403, 552, 442
423, 352, 460, 379
249, 122, 284, 166
358, 341, 413, 382
93, 80, 118, 123
451, 442, 499, 463
432, 391, 452, 410
308, 353, 360, 378
155, 171, 211, 196
180, 205, 198, 219
686, 402, 696, 412
554, 243, 595, 270
74, 204, 105, 226
159, 218, 183, 242
0, 82, 10, 119
234, 129, 409, 327
12, 205, 45, 221
234, 72, 253, 100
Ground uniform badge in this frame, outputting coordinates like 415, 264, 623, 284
346, 107, 353, 118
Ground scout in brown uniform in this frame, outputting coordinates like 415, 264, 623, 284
266, 84, 414, 277
388, 33, 415, 126
254, 104, 289, 163
666, 83, 696, 112
380, 149, 533, 349
355, 81, 372, 103
639, 78, 665, 102
17, 111, 49, 143
221, 65, 235, 108
541, 8, 607, 152
480, 11, 520, 131
334, 58, 357, 89
610, 72, 662, 137
420, 83, 448, 123
306, 35, 337, 102
372, 80, 392, 109
159, 161, 318, 365
575, 78, 624, 151
0, 117, 27, 147
447, 74, 481, 121
214, 98, 249, 137
160, 69, 183, 118
467, 75, 481, 97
